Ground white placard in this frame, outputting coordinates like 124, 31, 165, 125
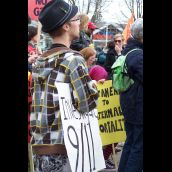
56, 83, 105, 172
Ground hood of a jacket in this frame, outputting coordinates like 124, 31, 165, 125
122, 37, 143, 55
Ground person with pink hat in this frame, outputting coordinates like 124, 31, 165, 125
89, 65, 108, 82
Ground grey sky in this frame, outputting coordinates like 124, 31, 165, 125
65, 0, 138, 24
102, 0, 131, 24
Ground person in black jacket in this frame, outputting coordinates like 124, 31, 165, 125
118, 18, 143, 172
104, 33, 124, 79
70, 14, 91, 51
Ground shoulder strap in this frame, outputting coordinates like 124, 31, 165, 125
125, 48, 141, 57
40, 47, 82, 59
123, 48, 142, 75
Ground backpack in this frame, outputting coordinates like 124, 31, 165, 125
111, 48, 139, 93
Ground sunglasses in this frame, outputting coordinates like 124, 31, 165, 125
115, 40, 122, 43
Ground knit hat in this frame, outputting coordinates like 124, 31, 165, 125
89, 65, 108, 81
39, 0, 78, 33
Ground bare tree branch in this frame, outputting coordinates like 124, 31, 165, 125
120, 9, 130, 19
91, 0, 112, 23
81, 0, 85, 13
101, 0, 113, 12
124, 0, 132, 11
91, 0, 99, 23
86, 0, 92, 14
120, 0, 142, 20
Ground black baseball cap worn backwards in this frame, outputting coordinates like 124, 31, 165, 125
39, 0, 78, 33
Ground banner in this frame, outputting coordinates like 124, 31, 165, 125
93, 33, 113, 40
56, 83, 105, 172
28, 0, 51, 20
97, 80, 126, 146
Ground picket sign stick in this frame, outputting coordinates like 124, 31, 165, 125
112, 143, 118, 172
36, 21, 42, 54
28, 143, 34, 172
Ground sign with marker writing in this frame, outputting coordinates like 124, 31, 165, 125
56, 83, 105, 172
28, 0, 51, 20
97, 80, 126, 146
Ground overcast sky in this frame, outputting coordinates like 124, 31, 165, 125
65, 0, 136, 24
102, 0, 131, 24
76, 0, 132, 24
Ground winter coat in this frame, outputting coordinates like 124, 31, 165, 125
70, 31, 91, 51
120, 38, 143, 125
104, 48, 119, 79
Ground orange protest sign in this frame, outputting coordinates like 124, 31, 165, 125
28, 0, 51, 20
123, 13, 135, 44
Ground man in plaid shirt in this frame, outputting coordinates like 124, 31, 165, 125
30, 0, 99, 171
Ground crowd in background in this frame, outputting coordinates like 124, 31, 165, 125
28, 0, 143, 171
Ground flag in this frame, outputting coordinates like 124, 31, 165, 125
122, 13, 135, 44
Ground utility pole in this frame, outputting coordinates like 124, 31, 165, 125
105, 25, 108, 47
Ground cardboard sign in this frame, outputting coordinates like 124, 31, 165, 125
97, 80, 126, 145
56, 83, 105, 172
28, 0, 51, 20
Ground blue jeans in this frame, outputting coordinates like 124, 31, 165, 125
118, 121, 143, 172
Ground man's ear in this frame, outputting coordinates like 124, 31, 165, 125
62, 23, 70, 32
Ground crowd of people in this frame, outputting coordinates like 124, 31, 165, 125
28, 0, 143, 171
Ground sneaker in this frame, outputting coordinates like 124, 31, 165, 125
117, 142, 124, 147
105, 159, 115, 171
115, 147, 122, 153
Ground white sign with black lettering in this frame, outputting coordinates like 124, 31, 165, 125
56, 83, 105, 172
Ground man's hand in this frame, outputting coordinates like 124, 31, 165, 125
97, 79, 105, 84
115, 45, 122, 55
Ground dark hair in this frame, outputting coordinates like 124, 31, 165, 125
107, 41, 114, 49
48, 25, 65, 38
28, 25, 38, 41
